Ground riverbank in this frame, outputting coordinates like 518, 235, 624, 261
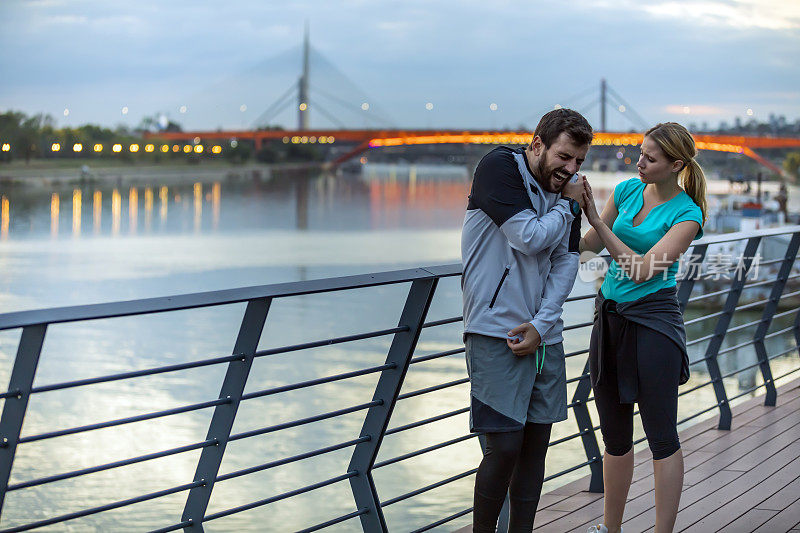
0, 160, 324, 187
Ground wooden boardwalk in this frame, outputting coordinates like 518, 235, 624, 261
457, 377, 800, 532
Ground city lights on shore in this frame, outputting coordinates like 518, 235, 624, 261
1, 143, 10, 152
112, 144, 122, 153
94, 144, 103, 152
51, 143, 61, 152
72, 143, 83, 152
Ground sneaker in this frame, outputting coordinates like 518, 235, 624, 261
587, 525, 610, 533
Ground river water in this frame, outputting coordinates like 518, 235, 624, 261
0, 164, 797, 531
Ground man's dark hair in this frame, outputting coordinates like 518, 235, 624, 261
533, 108, 593, 148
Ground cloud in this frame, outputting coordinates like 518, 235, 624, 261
641, 0, 800, 30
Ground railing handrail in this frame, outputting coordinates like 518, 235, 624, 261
0, 264, 462, 330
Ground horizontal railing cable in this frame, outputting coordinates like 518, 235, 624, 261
410, 347, 464, 365
678, 378, 717, 397
241, 363, 396, 401
543, 458, 599, 482
228, 400, 381, 441
396, 378, 470, 401
254, 326, 407, 358
18, 398, 230, 444
7, 438, 218, 492
295, 509, 370, 533
385, 407, 470, 436
28, 354, 242, 394
0, 481, 204, 533
147, 520, 192, 533
374, 434, 478, 469
216, 437, 369, 483
421, 316, 462, 328
202, 471, 358, 523
381, 468, 478, 507
410, 507, 473, 533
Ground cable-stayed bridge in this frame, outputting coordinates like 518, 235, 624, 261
147, 30, 800, 174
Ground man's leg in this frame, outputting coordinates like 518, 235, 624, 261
507, 422, 552, 532
474, 429, 525, 532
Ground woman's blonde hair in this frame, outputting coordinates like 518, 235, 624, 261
645, 122, 707, 224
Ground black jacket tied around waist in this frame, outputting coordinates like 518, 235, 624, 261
593, 286, 690, 404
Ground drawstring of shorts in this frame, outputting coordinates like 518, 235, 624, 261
536, 341, 546, 374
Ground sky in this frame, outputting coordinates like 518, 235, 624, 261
1, 0, 799, 132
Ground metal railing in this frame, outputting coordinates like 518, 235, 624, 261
0, 226, 798, 532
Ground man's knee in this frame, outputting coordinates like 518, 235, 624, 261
485, 430, 525, 464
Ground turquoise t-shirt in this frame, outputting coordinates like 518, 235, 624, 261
600, 177, 704, 303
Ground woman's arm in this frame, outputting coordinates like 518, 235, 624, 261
579, 186, 618, 255
582, 181, 700, 283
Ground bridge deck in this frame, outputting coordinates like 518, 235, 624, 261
457, 377, 800, 532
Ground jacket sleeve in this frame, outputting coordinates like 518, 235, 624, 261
531, 214, 581, 338
469, 147, 575, 256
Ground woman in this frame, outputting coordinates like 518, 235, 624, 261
580, 122, 706, 533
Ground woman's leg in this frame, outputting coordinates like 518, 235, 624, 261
507, 422, 552, 532
589, 319, 634, 532
473, 429, 525, 532
637, 327, 684, 533
653, 449, 683, 533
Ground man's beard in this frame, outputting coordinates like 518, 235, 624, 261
535, 156, 565, 193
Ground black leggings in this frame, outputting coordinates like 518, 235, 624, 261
473, 422, 552, 533
589, 310, 682, 460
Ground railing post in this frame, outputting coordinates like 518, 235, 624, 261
348, 277, 438, 532
753, 233, 800, 406
677, 243, 708, 313
572, 358, 604, 493
0, 324, 47, 514
704, 237, 761, 430
181, 298, 271, 532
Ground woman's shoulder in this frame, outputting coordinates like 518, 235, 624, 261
613, 177, 644, 207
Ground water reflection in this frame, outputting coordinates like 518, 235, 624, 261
1, 195, 8, 240
93, 190, 101, 234
112, 189, 121, 235
72, 189, 81, 237
129, 187, 138, 235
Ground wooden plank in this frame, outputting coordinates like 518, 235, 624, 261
618, 469, 743, 532
547, 491, 604, 512
752, 496, 800, 533
721, 508, 778, 532
756, 475, 800, 511
683, 414, 800, 484
725, 418, 800, 471
532, 509, 568, 528
733, 393, 800, 427
672, 443, 800, 531
691, 455, 800, 531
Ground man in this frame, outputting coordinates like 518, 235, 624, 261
461, 108, 593, 531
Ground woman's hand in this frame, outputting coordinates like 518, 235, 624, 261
582, 179, 602, 226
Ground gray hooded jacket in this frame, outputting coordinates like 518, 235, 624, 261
461, 146, 581, 345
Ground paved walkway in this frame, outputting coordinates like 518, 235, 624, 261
457, 377, 800, 532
